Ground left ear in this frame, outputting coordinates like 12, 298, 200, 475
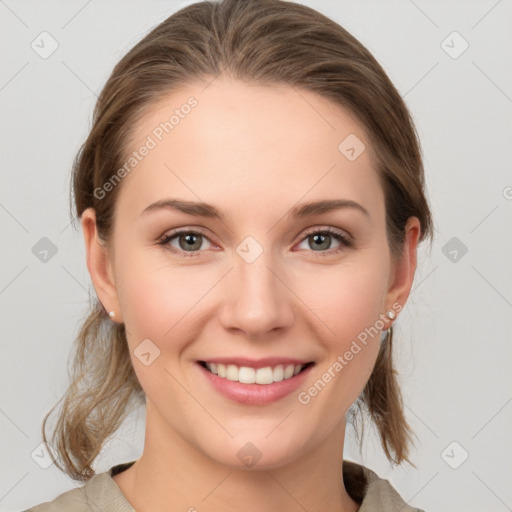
385, 216, 421, 310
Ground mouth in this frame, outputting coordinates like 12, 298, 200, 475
197, 360, 316, 385
196, 358, 316, 405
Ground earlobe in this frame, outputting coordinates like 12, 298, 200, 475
81, 207, 122, 322
385, 216, 421, 312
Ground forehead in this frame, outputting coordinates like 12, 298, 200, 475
115, 78, 383, 224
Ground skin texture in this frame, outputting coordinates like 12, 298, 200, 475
82, 78, 420, 512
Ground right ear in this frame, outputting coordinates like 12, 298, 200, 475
81, 207, 123, 322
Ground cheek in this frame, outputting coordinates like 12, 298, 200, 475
293, 257, 388, 391
294, 258, 389, 342
115, 249, 213, 345
114, 252, 211, 403
292, 265, 388, 421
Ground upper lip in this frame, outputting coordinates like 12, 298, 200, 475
198, 357, 315, 369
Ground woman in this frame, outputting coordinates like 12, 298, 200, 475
26, 0, 433, 510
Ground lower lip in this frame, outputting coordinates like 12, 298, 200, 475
196, 362, 314, 405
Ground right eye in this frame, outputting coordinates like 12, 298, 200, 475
158, 229, 215, 258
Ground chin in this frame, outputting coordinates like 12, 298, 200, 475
203, 434, 305, 471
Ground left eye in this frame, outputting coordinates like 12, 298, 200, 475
296, 228, 353, 254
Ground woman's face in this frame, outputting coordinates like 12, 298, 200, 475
83, 78, 419, 469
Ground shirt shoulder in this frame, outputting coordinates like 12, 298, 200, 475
24, 460, 427, 512
343, 460, 427, 512
23, 462, 136, 512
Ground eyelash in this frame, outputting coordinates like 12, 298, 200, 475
157, 227, 353, 258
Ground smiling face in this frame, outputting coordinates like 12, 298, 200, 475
82, 77, 419, 470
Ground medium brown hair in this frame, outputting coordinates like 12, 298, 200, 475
42, 0, 434, 480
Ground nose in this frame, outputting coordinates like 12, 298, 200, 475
218, 248, 295, 340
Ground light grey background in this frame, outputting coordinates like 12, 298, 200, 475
1, 1, 511, 511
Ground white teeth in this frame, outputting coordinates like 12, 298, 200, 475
273, 365, 284, 382
205, 362, 305, 384
239, 366, 256, 384
284, 364, 295, 379
255, 366, 273, 384
226, 364, 238, 381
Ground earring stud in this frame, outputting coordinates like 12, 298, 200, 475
108, 311, 115, 318
386, 309, 396, 320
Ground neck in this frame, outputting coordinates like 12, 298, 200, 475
113, 401, 360, 512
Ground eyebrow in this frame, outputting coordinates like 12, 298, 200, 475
141, 198, 370, 221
